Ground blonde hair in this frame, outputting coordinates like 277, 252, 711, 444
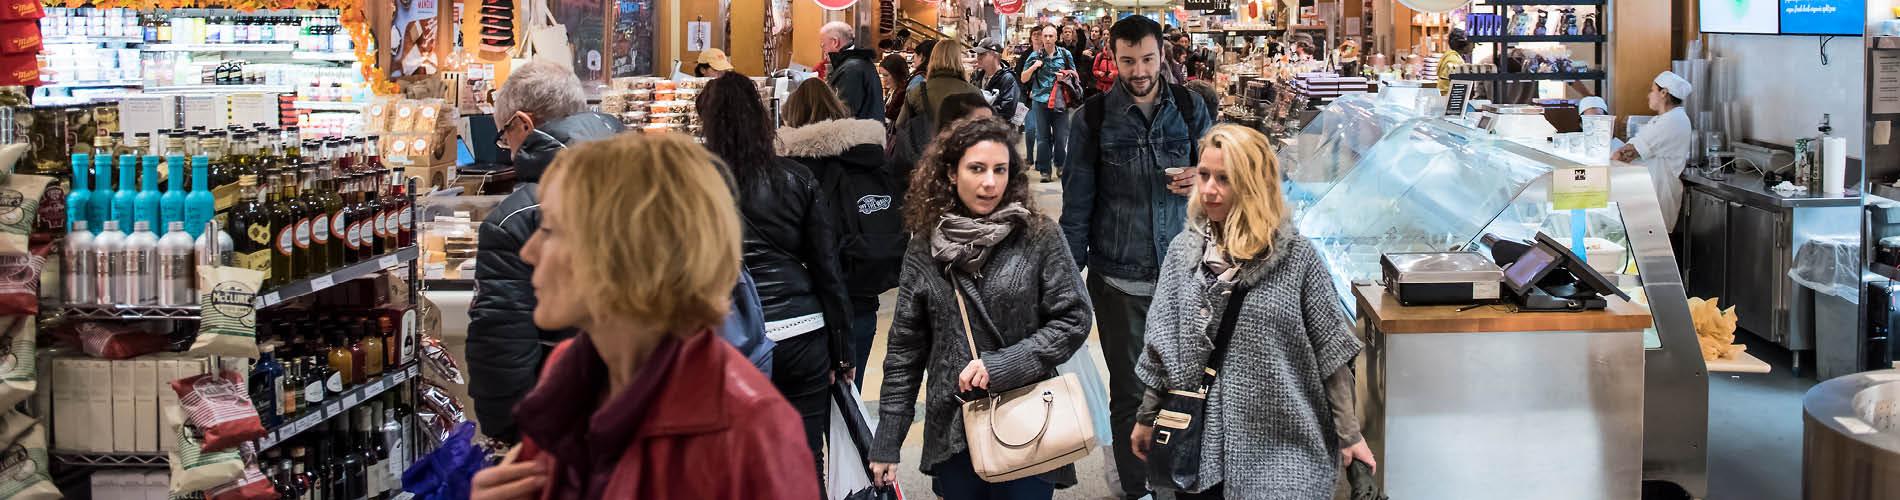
540, 133, 740, 333
1189, 124, 1287, 261
927, 39, 967, 79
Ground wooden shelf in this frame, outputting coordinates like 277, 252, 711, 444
1468, 34, 1607, 43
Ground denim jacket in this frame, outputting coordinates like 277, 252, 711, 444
1060, 81, 1212, 282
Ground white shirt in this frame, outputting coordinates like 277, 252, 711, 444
1628, 106, 1693, 232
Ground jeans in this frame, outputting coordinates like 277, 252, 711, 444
1087, 273, 1155, 499
1024, 106, 1040, 168
932, 452, 1056, 500
1028, 104, 1070, 176
771, 331, 833, 493
849, 295, 880, 387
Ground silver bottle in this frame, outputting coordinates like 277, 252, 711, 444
157, 221, 196, 306
93, 220, 126, 305
63, 221, 96, 305
195, 220, 233, 267
122, 221, 159, 306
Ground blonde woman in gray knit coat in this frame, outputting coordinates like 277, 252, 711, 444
1131, 124, 1375, 499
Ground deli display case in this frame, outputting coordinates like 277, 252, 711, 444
1294, 117, 1711, 497
1282, 93, 1427, 213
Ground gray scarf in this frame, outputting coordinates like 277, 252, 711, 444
930, 203, 1031, 275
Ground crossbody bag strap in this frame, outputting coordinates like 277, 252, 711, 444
951, 275, 980, 360
1200, 283, 1252, 389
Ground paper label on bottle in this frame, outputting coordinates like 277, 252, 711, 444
303, 381, 323, 403
294, 218, 311, 248
383, 211, 398, 237
346, 221, 363, 250
212, 184, 239, 211
326, 372, 342, 393
332, 213, 348, 241
398, 206, 412, 230
276, 225, 296, 256
312, 215, 330, 244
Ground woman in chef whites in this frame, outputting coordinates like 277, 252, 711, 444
1613, 71, 1695, 233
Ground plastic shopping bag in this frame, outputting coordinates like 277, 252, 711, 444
1057, 343, 1114, 446
829, 380, 900, 500
400, 422, 484, 500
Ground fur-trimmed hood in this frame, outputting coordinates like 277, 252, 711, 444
775, 118, 888, 159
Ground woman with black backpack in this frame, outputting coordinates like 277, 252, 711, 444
777, 77, 904, 387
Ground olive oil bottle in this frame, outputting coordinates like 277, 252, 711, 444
226, 175, 273, 281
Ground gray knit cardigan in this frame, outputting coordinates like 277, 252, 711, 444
870, 215, 1093, 486
1137, 226, 1363, 497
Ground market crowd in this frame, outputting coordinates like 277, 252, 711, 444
464, 14, 1372, 500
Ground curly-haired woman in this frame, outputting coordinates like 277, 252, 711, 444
867, 117, 1093, 500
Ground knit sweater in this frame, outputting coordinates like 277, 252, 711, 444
1137, 226, 1363, 497
871, 215, 1092, 486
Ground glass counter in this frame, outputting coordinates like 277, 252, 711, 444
1282, 93, 1427, 213
415, 194, 508, 283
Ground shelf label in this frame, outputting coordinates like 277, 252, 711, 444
259, 292, 280, 308
408, 365, 420, 378
325, 401, 342, 417
311, 275, 335, 292
368, 378, 386, 394
380, 255, 399, 268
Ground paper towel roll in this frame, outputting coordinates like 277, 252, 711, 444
1823, 136, 1847, 196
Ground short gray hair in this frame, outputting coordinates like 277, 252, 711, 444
821, 22, 855, 45
494, 61, 587, 125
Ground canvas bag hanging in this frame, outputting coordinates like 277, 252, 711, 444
952, 279, 1096, 483
510, 0, 572, 70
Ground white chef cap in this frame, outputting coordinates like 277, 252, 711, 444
1654, 71, 1693, 100
1578, 96, 1608, 114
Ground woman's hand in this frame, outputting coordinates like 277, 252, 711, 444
869, 462, 900, 486
1341, 440, 1377, 473
1130, 423, 1155, 461
958, 359, 990, 392
471, 462, 546, 500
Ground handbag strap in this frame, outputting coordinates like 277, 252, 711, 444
1199, 283, 1253, 389
952, 278, 981, 360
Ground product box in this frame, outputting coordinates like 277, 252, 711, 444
132, 359, 157, 452
49, 356, 76, 451
83, 359, 113, 452
111, 359, 135, 452
2, 0, 44, 21
155, 356, 180, 451
142, 471, 168, 500
0, 20, 41, 55
0, 53, 37, 87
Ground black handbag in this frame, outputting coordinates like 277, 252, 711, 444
1145, 283, 1251, 491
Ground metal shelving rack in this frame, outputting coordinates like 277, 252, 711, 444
1453, 0, 1608, 100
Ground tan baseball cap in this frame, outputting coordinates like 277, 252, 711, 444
697, 48, 735, 72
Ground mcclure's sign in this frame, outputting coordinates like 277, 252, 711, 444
995, 0, 1023, 15
814, 0, 858, 10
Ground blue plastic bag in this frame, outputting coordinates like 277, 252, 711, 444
400, 422, 485, 500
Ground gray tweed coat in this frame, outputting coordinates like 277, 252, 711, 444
870, 215, 1093, 486
1137, 226, 1362, 497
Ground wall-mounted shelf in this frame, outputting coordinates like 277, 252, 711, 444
1468, 35, 1607, 43
1448, 71, 1607, 81
254, 363, 419, 451
145, 43, 295, 52
58, 246, 418, 318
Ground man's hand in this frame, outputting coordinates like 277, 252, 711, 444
1167, 167, 1199, 196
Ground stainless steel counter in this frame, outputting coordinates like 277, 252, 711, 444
1680, 169, 1859, 209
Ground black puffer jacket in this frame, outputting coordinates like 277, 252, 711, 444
467, 112, 625, 442
777, 118, 903, 296
828, 47, 886, 122
740, 157, 853, 366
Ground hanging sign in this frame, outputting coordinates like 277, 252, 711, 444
995, 0, 1025, 15
1552, 166, 1611, 210
1184, 0, 1226, 10
814, 0, 859, 11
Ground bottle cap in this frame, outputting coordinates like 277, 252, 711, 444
168, 220, 184, 231
71, 220, 88, 231
133, 221, 149, 232
103, 220, 119, 231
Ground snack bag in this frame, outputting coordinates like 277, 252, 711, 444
0, 243, 50, 315
0, 317, 34, 410
166, 409, 244, 495
0, 174, 51, 255
205, 465, 277, 500
189, 266, 265, 358
170, 372, 266, 451
76, 321, 170, 359
0, 410, 59, 499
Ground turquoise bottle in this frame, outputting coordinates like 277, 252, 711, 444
67, 154, 91, 231
87, 155, 113, 235
135, 155, 161, 233
111, 154, 137, 232
184, 157, 214, 241
160, 155, 186, 233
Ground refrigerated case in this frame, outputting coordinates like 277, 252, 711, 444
1282, 93, 1426, 212
1295, 117, 1711, 496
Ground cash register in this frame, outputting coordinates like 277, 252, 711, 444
1487, 232, 1629, 311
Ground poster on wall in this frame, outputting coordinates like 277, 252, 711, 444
611, 0, 655, 77
554, 0, 608, 81
390, 0, 441, 77
1780, 0, 1866, 35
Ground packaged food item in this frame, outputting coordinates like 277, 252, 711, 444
392, 102, 419, 132
362, 100, 390, 133
165, 407, 244, 495
0, 174, 52, 255
419, 381, 467, 435
76, 321, 168, 359
0, 317, 34, 410
0, 411, 57, 500
189, 266, 263, 358
420, 335, 464, 385
0, 244, 45, 315
170, 372, 266, 451
205, 465, 275, 500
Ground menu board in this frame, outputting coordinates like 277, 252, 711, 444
1780, 0, 1865, 35
1700, 0, 1779, 34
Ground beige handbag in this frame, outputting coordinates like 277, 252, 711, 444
953, 284, 1097, 483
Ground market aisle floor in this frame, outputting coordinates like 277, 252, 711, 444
856, 178, 1819, 500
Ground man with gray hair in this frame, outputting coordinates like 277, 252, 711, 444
468, 61, 628, 443
820, 21, 884, 121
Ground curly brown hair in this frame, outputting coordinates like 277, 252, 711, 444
903, 117, 1036, 235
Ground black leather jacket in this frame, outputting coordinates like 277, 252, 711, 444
740, 157, 853, 368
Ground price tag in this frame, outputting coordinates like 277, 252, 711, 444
259, 292, 280, 308
311, 275, 334, 291
408, 365, 420, 377
296, 415, 317, 433
325, 401, 342, 417
344, 392, 361, 407
379, 255, 399, 268
369, 378, 387, 394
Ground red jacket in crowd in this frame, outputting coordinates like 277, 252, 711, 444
513, 330, 819, 499
1093, 50, 1118, 93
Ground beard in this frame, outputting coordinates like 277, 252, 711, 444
1124, 75, 1157, 97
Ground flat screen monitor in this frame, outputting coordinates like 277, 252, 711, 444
1780, 0, 1866, 35
1503, 242, 1562, 296
1700, 0, 1780, 34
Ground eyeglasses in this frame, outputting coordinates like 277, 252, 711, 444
495, 112, 522, 150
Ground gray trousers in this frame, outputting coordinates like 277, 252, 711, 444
1087, 272, 1154, 499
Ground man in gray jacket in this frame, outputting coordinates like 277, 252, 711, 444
822, 22, 885, 122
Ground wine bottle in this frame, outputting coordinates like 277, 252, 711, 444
135, 155, 161, 232
67, 154, 92, 231
156, 221, 195, 306
111, 154, 137, 232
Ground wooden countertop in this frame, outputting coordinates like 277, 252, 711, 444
1354, 284, 1655, 334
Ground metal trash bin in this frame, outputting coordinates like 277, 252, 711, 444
1789, 237, 1864, 380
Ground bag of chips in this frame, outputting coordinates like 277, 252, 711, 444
0, 174, 50, 256
0, 242, 50, 316
166, 407, 244, 495
205, 465, 277, 500
0, 317, 34, 411
170, 372, 266, 451
0, 411, 59, 499
76, 321, 169, 359
421, 335, 464, 385
190, 266, 265, 359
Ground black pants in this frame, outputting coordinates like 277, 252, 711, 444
1175, 483, 1224, 499
771, 331, 832, 491
931, 452, 1056, 500
849, 295, 880, 387
1086, 273, 1155, 499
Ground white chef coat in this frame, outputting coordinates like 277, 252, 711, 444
1627, 106, 1693, 232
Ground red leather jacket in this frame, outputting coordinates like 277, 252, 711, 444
515, 331, 819, 499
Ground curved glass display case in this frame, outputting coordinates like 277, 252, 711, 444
1282, 93, 1426, 212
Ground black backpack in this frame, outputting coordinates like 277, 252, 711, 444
817, 156, 908, 296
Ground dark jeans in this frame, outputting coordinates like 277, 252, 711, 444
931, 452, 1056, 500
850, 295, 880, 387
771, 331, 832, 492
1175, 483, 1224, 499
1028, 104, 1070, 176
1086, 273, 1155, 499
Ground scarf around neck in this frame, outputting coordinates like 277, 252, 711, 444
930, 203, 1030, 275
